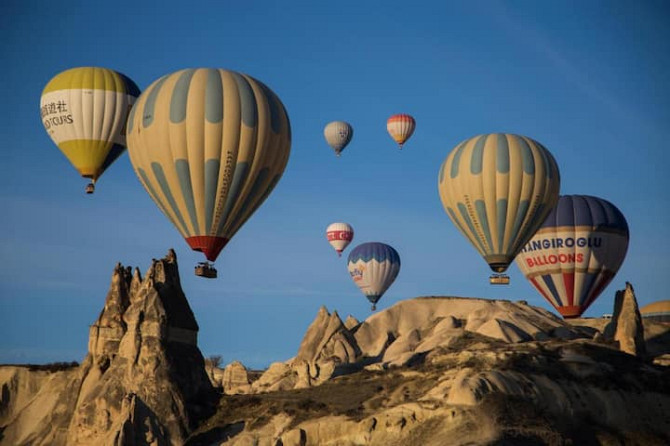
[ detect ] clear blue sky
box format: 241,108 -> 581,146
1,0 -> 668,368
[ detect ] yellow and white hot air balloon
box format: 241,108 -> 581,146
126,68 -> 291,278
40,67 -> 140,194
438,133 -> 560,284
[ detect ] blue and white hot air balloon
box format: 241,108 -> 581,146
515,195 -> 629,318
347,242 -> 401,310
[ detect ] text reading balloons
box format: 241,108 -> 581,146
326,223 -> 354,256
126,68 -> 291,264
40,67 -> 140,193
386,114 -> 415,148
515,195 -> 629,318
347,242 -> 400,310
324,121 -> 353,156
438,133 -> 560,277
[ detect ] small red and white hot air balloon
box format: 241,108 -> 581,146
386,114 -> 416,148
326,222 -> 354,256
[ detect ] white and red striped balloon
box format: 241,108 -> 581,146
386,114 -> 416,148
326,222 -> 354,256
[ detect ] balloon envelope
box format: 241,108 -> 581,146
40,67 -> 140,188
326,222 -> 354,256
324,121 -> 353,156
438,133 -> 560,275
386,114 -> 415,148
515,195 -> 629,318
347,242 -> 400,308
126,68 -> 291,262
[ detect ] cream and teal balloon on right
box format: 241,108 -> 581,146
438,133 -> 560,283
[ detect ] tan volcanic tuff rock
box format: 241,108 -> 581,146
0,250 -> 216,446
243,297 -> 588,394
344,315 -> 360,330
605,282 -> 647,357
221,361 -> 252,394
293,307 -> 361,380
67,249 -> 215,446
0,365 -> 81,445
205,332 -> 670,445
352,297 -> 579,361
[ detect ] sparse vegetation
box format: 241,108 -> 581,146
204,355 -> 222,368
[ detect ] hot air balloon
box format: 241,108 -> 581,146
386,114 -> 415,148
438,133 -> 560,284
347,242 -> 400,310
515,195 -> 629,318
326,222 -> 354,256
40,67 -> 140,194
126,68 -> 291,278
324,121 -> 353,156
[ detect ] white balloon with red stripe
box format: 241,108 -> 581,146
326,222 -> 354,256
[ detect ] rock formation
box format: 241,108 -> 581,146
240,296 -> 588,395
3,258 -> 670,446
0,250 -> 215,446
206,330 -> 670,446
220,361 -> 252,394
604,282 -> 647,357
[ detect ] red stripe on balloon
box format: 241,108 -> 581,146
562,272 -> 575,307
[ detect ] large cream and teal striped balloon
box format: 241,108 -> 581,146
40,67 -> 140,191
126,68 -> 291,262
438,133 -> 560,274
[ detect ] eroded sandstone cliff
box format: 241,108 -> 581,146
0,250 -> 215,446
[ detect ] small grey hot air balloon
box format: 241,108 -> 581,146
324,121 -> 353,156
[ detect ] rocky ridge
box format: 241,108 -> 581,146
2,253 -> 669,446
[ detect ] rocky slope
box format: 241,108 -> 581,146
2,253 -> 669,446
196,284 -> 670,446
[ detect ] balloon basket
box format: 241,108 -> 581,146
195,262 -> 217,279
85,183 -> 95,194
489,274 -> 510,285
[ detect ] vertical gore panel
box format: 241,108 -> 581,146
176,159 -> 200,234
470,135 -> 488,175
229,168 -> 269,231
216,162 -> 251,234
496,133 -> 510,173
438,160 -> 446,184
457,203 -> 487,254
450,139 -> 468,178
205,69 -> 224,123
233,73 -> 257,128
204,159 -> 220,234
517,136 -> 535,174
496,199 -> 508,253
475,200 -> 493,252
170,69 -> 196,123
261,83 -> 281,134
142,75 -> 170,128
151,162 -> 190,237
508,200 -> 530,251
